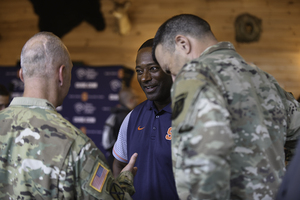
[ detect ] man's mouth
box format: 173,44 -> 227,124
144,85 -> 157,93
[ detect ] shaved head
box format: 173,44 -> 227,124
20,32 -> 71,78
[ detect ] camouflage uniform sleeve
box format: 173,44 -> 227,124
59,135 -> 134,200
280,88 -> 300,163
258,69 -> 300,164
172,71 -> 233,199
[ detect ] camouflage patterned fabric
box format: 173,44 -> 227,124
171,42 -> 300,200
0,97 -> 134,200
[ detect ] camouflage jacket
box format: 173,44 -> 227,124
0,97 -> 135,200
171,42 -> 300,200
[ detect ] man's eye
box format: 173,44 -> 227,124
150,66 -> 159,71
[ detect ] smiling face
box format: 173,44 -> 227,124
136,47 -> 173,104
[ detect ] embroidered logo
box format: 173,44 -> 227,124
165,127 -> 172,140
90,162 -> 109,192
110,182 -> 125,200
138,126 -> 145,131
172,92 -> 187,120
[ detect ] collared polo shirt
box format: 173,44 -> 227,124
113,100 -> 179,200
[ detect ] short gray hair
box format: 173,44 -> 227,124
153,14 -> 214,62
20,32 -> 70,78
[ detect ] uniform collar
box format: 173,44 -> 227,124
178,42 -> 236,75
200,41 -> 236,57
146,100 -> 172,114
10,97 -> 56,111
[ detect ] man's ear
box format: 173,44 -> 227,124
175,35 -> 192,54
19,69 -> 24,82
58,65 -> 65,86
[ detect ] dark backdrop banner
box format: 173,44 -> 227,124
0,65 -> 133,156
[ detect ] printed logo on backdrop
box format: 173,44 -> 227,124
81,92 -> 89,102
76,68 -> 99,80
110,79 -> 122,92
73,116 -> 96,124
75,82 -> 98,89
68,93 -> 105,100
108,94 -> 119,101
75,68 -> 99,89
73,102 -> 97,124
80,126 -> 102,135
74,102 -> 97,114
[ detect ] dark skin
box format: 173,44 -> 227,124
113,46 -> 173,178
135,47 -> 173,111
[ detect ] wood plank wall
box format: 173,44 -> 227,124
0,0 -> 299,100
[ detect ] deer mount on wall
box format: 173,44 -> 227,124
110,0 -> 132,35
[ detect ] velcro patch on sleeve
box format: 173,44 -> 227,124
110,182 -> 125,200
89,162 -> 109,192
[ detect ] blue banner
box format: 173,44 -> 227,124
0,65 -> 133,155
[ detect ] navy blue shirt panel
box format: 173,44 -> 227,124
127,100 -> 179,200
276,138 -> 300,200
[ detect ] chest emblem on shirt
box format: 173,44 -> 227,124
138,126 -> 145,130
165,127 -> 172,140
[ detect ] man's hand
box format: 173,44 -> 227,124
121,153 -> 138,177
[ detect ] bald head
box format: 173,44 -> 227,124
20,32 -> 73,107
20,32 -> 71,79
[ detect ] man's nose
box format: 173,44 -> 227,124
141,70 -> 151,82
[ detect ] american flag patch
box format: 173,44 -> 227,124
90,163 -> 109,192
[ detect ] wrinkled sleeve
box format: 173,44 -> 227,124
59,135 -> 134,200
282,90 -> 300,162
172,73 -> 234,199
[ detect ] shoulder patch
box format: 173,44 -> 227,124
110,182 -> 125,200
90,162 -> 109,192
172,93 -> 187,120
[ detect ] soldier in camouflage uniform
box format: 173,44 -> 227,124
0,32 -> 137,200
153,14 -> 300,200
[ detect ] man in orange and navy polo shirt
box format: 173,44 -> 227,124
112,38 -> 179,200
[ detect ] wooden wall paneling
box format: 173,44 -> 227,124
0,0 -> 299,99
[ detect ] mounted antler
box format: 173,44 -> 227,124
111,0 -> 132,35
